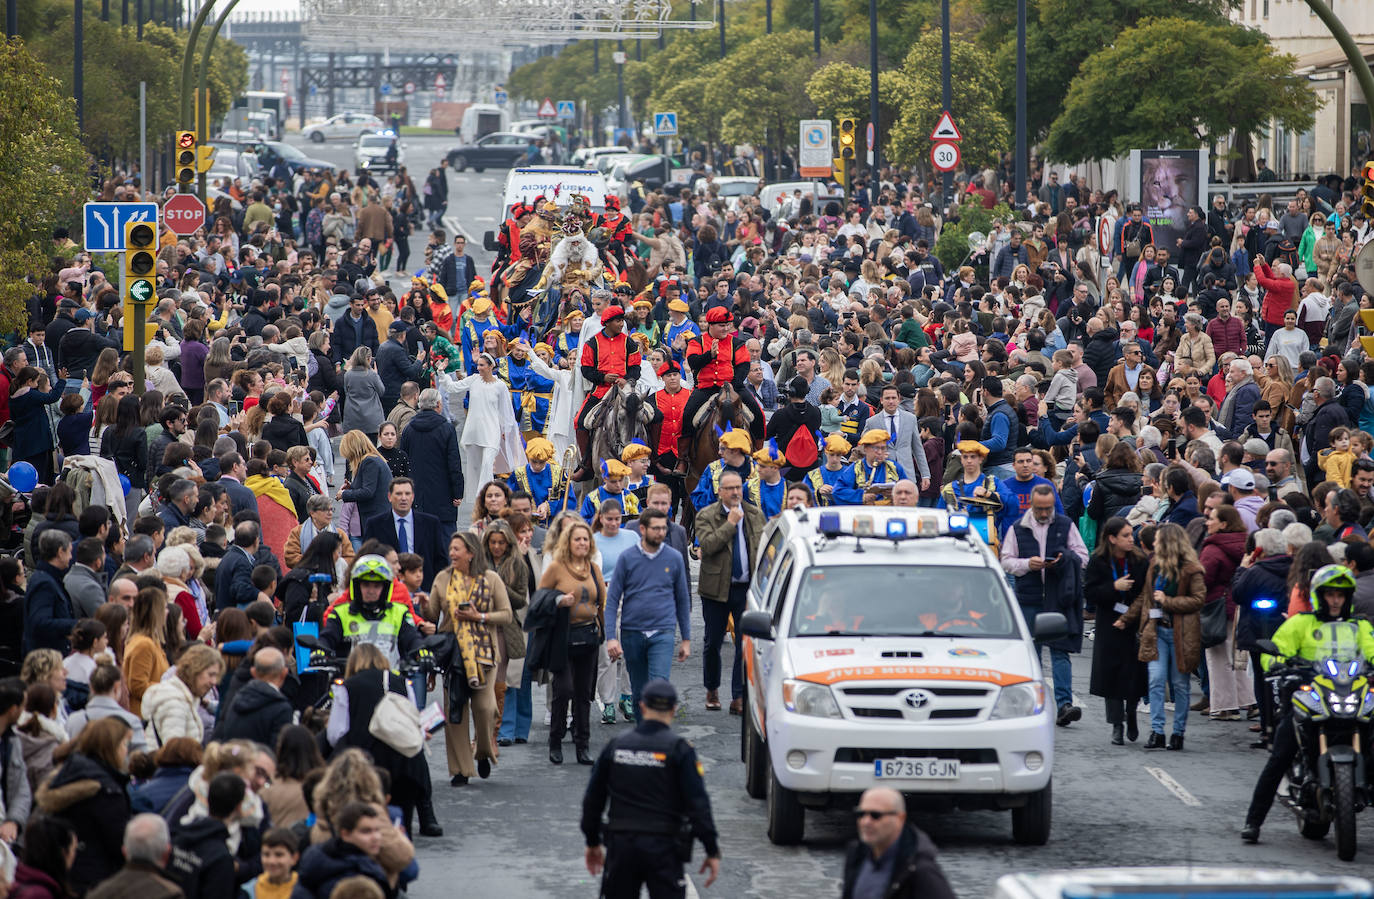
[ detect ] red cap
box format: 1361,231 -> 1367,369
600,305 -> 626,323
657,360 -> 681,376
705,306 -> 731,324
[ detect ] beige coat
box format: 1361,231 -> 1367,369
1119,560 -> 1206,674
1173,330 -> 1215,376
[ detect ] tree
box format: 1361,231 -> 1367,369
1042,17 -> 1314,164
707,31 -> 815,175
0,39 -> 88,331
935,198 -> 1012,273
804,61 -> 901,164
887,31 -> 1008,170
982,0 -> 1239,143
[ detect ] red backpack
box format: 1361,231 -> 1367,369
784,427 -> 819,469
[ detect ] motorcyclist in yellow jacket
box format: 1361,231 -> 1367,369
1242,564 -> 1374,844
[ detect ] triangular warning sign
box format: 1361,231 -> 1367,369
929,111 -> 962,141
538,97 -> 557,118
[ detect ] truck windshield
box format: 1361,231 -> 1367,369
790,565 -> 1019,639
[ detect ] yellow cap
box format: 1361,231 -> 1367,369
524,437 -> 555,462
534,342 -> 554,356
601,458 -> 632,479
620,442 -> 652,462
471,297 -> 493,315
858,429 -> 890,447
667,299 -> 690,313
956,439 -> 989,456
718,430 -> 752,453
823,434 -> 852,455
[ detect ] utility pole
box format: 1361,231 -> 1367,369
813,0 -> 820,55
940,0 -> 951,208
718,0 -> 725,59
868,0 -> 879,179
765,0 -> 771,33
616,39 -> 627,134
1015,0 -> 1027,208
74,0 -> 83,131
6,0 -> 16,37
1301,0 -> 1374,171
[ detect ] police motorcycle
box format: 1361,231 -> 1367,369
1257,623 -> 1374,861
295,631 -> 446,716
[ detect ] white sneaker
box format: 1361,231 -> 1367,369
543,710 -> 551,726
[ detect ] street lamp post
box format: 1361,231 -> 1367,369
868,0 -> 879,179
181,0 -> 220,130
200,0 -> 245,201
1015,0 -> 1026,208
616,40 -> 627,135
940,0 -> 951,208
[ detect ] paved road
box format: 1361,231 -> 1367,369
284,134 -> 1366,894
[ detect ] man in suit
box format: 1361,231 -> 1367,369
361,477 -> 447,590
216,453 -> 260,519
215,521 -> 263,612
440,234 -> 476,301
864,384 -> 931,493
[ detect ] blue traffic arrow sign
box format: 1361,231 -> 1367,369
83,202 -> 159,253
380,83 -> 392,96
654,111 -> 678,136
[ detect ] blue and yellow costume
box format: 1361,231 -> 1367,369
662,300 -> 700,365
937,442 -> 1016,548
497,342 -> 555,436
806,434 -> 853,506
581,484 -> 641,523
689,427 -> 757,511
508,437 -> 562,513
460,298 -> 501,375
750,440 -> 787,519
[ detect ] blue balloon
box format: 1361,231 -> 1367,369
118,473 -> 132,497
6,462 -> 37,493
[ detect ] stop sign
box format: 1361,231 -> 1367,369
163,194 -> 206,236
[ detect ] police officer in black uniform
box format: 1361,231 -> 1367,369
581,679 -> 721,898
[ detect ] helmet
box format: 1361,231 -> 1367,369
351,554 -> 394,584
1309,563 -> 1356,619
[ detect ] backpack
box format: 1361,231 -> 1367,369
784,426 -> 819,469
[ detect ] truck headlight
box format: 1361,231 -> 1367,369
782,679 -> 842,718
990,681 -> 1046,719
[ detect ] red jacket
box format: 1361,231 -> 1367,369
1255,262 -> 1297,327
1205,315 -> 1246,357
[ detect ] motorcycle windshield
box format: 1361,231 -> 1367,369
1310,621 -> 1366,679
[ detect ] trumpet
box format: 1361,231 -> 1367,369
552,445 -> 579,518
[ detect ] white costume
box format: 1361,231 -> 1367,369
527,354 -> 576,461
448,372 -> 526,507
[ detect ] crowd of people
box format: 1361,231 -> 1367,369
3,144 -> 1374,896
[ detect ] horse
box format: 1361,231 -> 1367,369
682,381 -> 754,536
582,380 -> 655,484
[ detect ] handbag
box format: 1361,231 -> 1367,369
566,586 -> 602,647
1125,238 -> 1142,259
1200,597 -> 1229,649
368,671 -> 424,757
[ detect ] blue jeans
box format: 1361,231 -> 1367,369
1148,626 -> 1191,736
621,629 -> 676,720
1022,604 -> 1074,709
498,674 -> 533,742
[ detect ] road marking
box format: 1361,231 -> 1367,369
1145,766 -> 1202,807
685,874 -> 700,898
442,214 -> 477,245
480,176 -> 498,183
473,216 -> 496,222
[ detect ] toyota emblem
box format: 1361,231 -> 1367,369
902,689 -> 933,709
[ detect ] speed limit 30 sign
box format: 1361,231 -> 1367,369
931,141 -> 961,173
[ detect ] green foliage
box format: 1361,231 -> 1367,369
1042,17 -> 1314,163
0,39 -> 87,332
708,31 -> 814,150
935,198 -> 1013,273
888,32 -> 1007,169
983,0 -> 1240,144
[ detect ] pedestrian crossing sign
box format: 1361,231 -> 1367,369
556,100 -> 576,120
654,112 -> 678,136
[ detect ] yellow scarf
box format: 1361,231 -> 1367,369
446,570 -> 495,685
245,474 -> 295,513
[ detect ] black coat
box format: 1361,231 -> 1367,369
216,679 -> 293,748
35,752 -> 132,893
375,338 -> 424,410
397,409 -> 464,526
361,508 -> 447,590
307,350 -> 344,398
23,560 -> 76,655
1081,327 -> 1120,386
332,313 -> 379,365
168,815 -> 237,899
523,587 -> 570,679
1232,554 -> 1290,651
840,824 -> 956,899
1087,469 -> 1142,524
1084,552 -> 1149,701
262,414 -> 309,453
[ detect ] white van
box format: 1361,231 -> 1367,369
481,166 -> 609,251
736,506 -> 1063,846
458,104 -> 510,145
758,179 -> 845,215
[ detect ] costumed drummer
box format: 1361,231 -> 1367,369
689,426 -> 758,511
508,436 -> 561,522
751,441 -> 787,519
939,439 -> 1017,549
581,459 -> 642,524
834,430 -> 907,505
806,434 -> 852,506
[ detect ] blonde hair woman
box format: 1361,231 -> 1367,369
122,586 -> 169,718
537,518 -> 605,766
424,531 -> 512,784
1115,522 -> 1206,750
337,430 -> 392,543
310,747 -> 416,882
140,643 -> 222,747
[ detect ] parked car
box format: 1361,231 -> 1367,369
254,140 -> 334,175
570,145 -> 630,167
354,132 -> 406,172
445,132 -> 535,172
301,113 -> 384,143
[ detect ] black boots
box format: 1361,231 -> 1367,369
1126,711 -> 1139,742
576,746 -> 594,765
418,797 -> 444,837
1144,732 -> 1166,750
1111,723 -> 1124,745
1241,823 -> 1260,843
549,743 -> 564,765
1168,733 -> 1185,751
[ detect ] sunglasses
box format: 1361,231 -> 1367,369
854,809 -> 899,820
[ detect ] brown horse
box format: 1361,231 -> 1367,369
682,382 -> 754,535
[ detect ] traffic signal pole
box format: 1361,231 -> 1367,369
198,0 -> 243,203
180,0 -> 219,135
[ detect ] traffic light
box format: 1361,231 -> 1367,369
175,130 -> 197,186
832,156 -> 847,187
124,220 -> 158,303
196,145 -> 216,173
1361,161 -> 1374,219
838,118 -> 856,162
